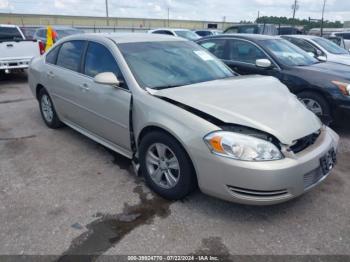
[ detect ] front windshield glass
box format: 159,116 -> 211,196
175,30 -> 200,40
261,39 -> 319,66
313,37 -> 348,55
118,41 -> 234,89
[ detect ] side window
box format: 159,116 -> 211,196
343,33 -> 350,40
45,45 -> 60,64
228,39 -> 267,64
56,41 -> 85,72
84,42 -> 122,79
199,39 -> 227,59
289,38 -> 318,54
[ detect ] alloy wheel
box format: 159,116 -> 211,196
145,143 -> 181,189
300,98 -> 323,116
41,94 -> 54,123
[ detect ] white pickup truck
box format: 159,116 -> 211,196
0,24 -> 43,74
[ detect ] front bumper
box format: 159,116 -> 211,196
194,126 -> 339,205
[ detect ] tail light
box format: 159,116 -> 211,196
38,41 -> 45,55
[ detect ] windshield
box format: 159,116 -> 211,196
118,41 -> 234,89
175,30 -> 200,41
312,37 -> 348,55
56,29 -> 82,39
0,27 -> 23,41
261,39 -> 319,66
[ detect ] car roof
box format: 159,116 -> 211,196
282,35 -> 318,40
0,24 -> 18,28
36,26 -> 80,30
150,28 -> 191,32
201,33 -> 280,41
61,33 -> 187,44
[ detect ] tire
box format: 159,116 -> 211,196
38,88 -> 63,129
297,91 -> 332,125
139,131 -> 197,200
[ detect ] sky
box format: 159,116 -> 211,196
0,0 -> 350,22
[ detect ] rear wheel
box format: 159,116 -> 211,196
139,131 -> 196,200
297,91 -> 332,124
38,88 -> 63,129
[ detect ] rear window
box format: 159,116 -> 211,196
0,27 -> 23,41
46,45 -> 61,64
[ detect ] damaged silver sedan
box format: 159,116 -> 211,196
28,33 -> 339,205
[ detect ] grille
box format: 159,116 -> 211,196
290,131 -> 321,154
304,167 -> 324,189
227,185 -> 289,198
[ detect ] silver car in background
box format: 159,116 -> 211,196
149,28 -> 201,41
282,35 -> 350,66
28,33 -> 339,205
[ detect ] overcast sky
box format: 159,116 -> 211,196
0,0 -> 349,22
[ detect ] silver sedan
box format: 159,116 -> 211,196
28,33 -> 339,205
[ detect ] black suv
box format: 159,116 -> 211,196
197,34 -> 350,124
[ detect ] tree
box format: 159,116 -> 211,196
255,16 -> 343,31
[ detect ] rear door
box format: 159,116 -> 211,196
77,41 -> 131,153
48,40 -> 89,127
198,38 -> 228,61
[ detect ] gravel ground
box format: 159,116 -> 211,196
0,72 -> 349,259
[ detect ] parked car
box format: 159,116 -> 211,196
149,28 -> 200,41
331,32 -> 350,51
197,34 -> 350,124
224,24 -> 278,35
282,35 -> 350,66
20,26 -> 37,40
28,33 -> 339,205
277,26 -> 303,35
325,36 -> 346,49
33,26 -> 83,43
194,29 -> 222,37
0,24 -> 43,74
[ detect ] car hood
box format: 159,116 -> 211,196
328,54 -> 350,66
297,62 -> 350,80
152,76 -> 321,145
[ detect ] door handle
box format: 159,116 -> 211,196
80,83 -> 90,91
47,71 -> 55,78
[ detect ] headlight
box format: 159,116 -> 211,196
204,131 -> 283,161
332,81 -> 350,96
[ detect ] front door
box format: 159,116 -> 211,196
224,38 -> 269,75
77,41 -> 131,153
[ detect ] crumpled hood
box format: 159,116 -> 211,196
152,75 -> 321,145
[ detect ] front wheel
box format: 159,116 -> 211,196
139,131 -> 197,200
297,91 -> 332,125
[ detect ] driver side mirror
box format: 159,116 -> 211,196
94,72 -> 123,87
256,59 -> 272,69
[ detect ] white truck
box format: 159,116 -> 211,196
0,24 -> 43,74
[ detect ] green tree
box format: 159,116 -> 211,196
255,16 -> 343,31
